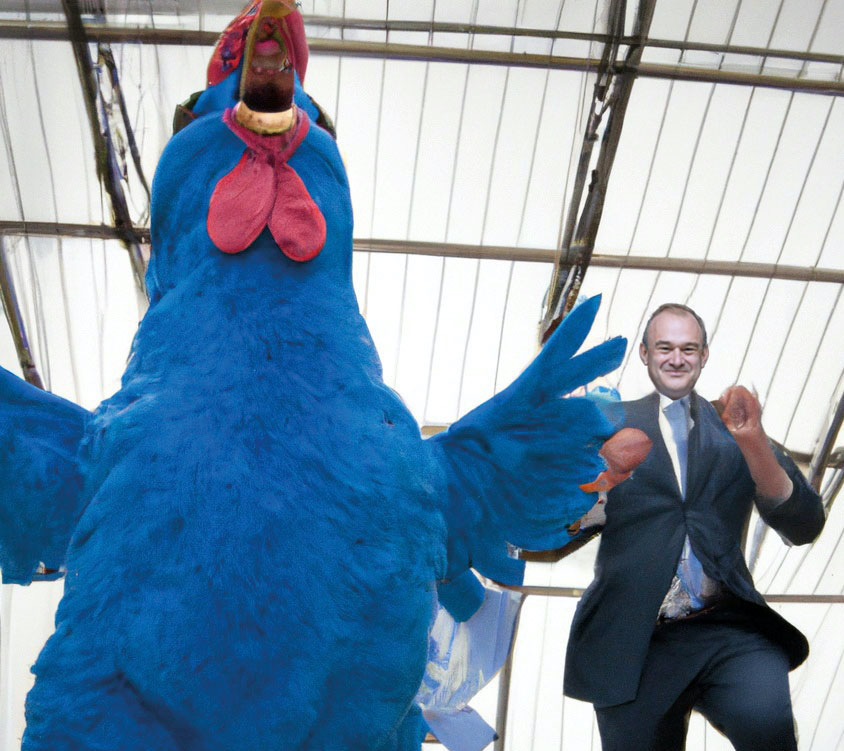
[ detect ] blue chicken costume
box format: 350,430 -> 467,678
0,3 -> 626,749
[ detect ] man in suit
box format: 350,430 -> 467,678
564,303 -> 825,751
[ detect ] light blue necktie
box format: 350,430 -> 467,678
664,399 -> 688,496
664,398 -> 706,607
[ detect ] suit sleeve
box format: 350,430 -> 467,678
756,445 -> 825,546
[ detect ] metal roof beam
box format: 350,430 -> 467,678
302,18 -> 844,68
1,21 -> 842,96
3,224 -> 844,285
3,16 -> 843,69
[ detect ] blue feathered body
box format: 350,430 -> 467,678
2,84 -> 625,749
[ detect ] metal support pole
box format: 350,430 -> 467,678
809,395 -> 844,494
493,594 -> 528,751
541,0 -> 659,341
0,235 -> 44,388
60,0 -> 148,299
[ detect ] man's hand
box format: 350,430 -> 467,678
579,428 -> 653,494
718,385 -> 763,440
717,385 -> 793,504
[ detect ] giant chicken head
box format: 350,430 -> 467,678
208,0 -> 308,98
240,1 -> 299,114
148,0 -> 351,306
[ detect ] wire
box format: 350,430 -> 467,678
27,30 -> 83,400
0,35 -> 52,388
455,1 -> 521,417
733,94 -> 832,389
612,0 -> 708,382
421,0 -> 479,423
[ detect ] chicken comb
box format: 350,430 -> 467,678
207,0 -> 308,87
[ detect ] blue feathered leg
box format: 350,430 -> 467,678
430,295 -> 626,593
0,366 -> 90,584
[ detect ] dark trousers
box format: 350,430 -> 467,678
595,608 -> 798,751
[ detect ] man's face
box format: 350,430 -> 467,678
639,311 -> 708,399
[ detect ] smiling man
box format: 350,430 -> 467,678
563,303 -> 825,751
640,305 -> 709,400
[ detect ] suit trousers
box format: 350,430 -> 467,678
595,606 -> 797,751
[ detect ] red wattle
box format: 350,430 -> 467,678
268,164 -> 326,262
206,107 -> 326,262
208,150 -> 276,254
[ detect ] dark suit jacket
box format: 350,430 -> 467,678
563,392 -> 825,708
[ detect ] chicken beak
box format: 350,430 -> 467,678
239,0 -> 298,112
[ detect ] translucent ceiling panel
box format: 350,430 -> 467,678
621,83 -> 718,259
602,80 -> 842,269
768,0 -> 830,53
464,66 -> 555,246
0,236 -> 140,408
110,41 -> 210,187
685,0 -> 741,46
593,77 -> 675,254
482,67 -> 584,251
765,283 -> 844,450
407,255 -> 482,423
557,0 -> 606,37
812,0 -> 844,56
378,63 -> 589,251
494,260 -> 550,387
785,285 -> 844,450
403,62 -> 475,242
305,0 -> 350,19
778,97 -> 844,269
0,40 -> 103,225
333,57 -> 386,237
302,54 -> 341,121
519,69 -> 592,250
648,0 -> 696,42
383,0 -> 434,23
665,84 -> 754,261
730,0 -> 789,49
729,276 -> 819,393
367,252 -> 443,414
367,60 -> 427,241
335,0 -> 387,20
453,259 -> 518,413
445,64 -> 511,245
788,602 -> 844,750
704,275 -> 836,454
517,0 -> 566,32
358,253 -> 550,426
433,0 -> 479,25
818,187 -> 844,269
740,93 -> 838,266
